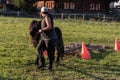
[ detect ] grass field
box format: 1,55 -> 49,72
0,16 -> 120,80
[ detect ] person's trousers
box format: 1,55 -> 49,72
36,39 -> 56,67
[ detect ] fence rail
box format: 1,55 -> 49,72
52,13 -> 120,21
0,11 -> 120,21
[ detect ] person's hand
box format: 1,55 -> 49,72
39,29 -> 42,33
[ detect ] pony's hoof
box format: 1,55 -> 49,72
34,61 -> 39,66
37,64 -> 45,69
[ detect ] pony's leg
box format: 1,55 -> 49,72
54,27 -> 65,65
56,45 -> 61,65
56,48 -> 64,65
34,55 -> 39,66
56,52 -> 60,64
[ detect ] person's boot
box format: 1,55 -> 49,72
48,62 -> 53,71
37,57 -> 45,69
37,64 -> 45,69
48,66 -> 52,71
34,60 -> 39,66
34,55 -> 39,66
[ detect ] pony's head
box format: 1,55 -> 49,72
29,20 -> 41,37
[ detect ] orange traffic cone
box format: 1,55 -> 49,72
81,42 -> 91,59
43,50 -> 47,56
115,37 -> 120,51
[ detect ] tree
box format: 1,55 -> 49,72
12,0 -> 25,8
12,0 -> 38,13
23,0 -> 38,13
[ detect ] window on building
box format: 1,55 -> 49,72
90,3 -> 101,11
70,2 -> 75,9
96,3 -> 100,10
64,2 -> 75,9
64,2 -> 69,9
90,3 -> 95,10
45,1 -> 55,9
37,1 -> 44,9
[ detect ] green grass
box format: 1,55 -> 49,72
0,16 -> 120,80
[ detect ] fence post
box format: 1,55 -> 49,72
83,14 -> 85,21
103,15 -> 106,22
17,11 -> 20,17
74,14 -> 77,20
97,13 -> 100,18
61,13 -> 64,19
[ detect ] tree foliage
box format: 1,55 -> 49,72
12,0 -> 38,13
12,0 -> 25,8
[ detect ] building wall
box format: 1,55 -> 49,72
54,0 -> 110,13
36,0 -> 55,9
37,0 -> 116,14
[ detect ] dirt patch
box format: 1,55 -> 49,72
64,42 -> 113,57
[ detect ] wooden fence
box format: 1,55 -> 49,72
52,13 -> 120,21
0,11 -> 120,21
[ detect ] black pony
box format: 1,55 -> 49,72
29,20 -> 64,65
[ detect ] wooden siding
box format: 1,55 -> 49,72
35,0 -> 55,9
36,0 -> 117,13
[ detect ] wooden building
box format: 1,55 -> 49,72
35,0 -> 118,14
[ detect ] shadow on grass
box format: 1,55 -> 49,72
57,63 -> 120,79
53,49 -> 118,79
90,49 -> 115,61
57,63 -> 103,79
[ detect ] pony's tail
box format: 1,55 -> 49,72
55,27 -> 64,59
